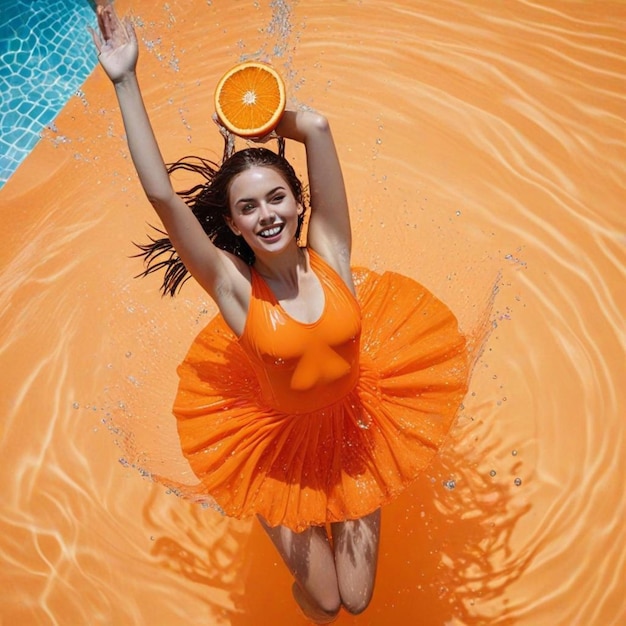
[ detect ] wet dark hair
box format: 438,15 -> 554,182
134,141 -> 308,296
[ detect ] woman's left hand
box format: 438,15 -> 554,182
212,113 -> 279,144
90,4 -> 138,84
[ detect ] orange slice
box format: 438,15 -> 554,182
214,61 -> 286,138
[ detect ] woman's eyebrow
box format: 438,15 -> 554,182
235,186 -> 285,205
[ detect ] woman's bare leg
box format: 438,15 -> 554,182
258,516 -> 341,623
331,509 -> 381,615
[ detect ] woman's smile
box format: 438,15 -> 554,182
257,223 -> 285,240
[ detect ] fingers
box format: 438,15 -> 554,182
102,6 -> 118,43
97,5 -> 112,41
212,113 -> 230,134
91,3 -> 138,67
95,3 -> 129,45
251,130 -> 279,143
88,26 -> 102,53
124,17 -> 137,43
96,5 -> 106,38
107,4 -> 124,40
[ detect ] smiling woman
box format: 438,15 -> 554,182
134,147 -> 308,295
90,3 -> 473,621
1,0 -> 624,624
226,167 -> 303,248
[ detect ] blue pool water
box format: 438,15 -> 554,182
0,0 -> 97,188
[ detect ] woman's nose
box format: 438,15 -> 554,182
258,203 -> 275,223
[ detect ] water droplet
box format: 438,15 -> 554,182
443,479 -> 456,490
72,402 -> 80,409
489,470 -> 496,477
512,449 -> 518,456
514,477 -> 522,486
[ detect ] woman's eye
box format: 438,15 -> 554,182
271,195 -> 285,204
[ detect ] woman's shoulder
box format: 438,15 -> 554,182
307,246 -> 356,296
209,251 -> 253,338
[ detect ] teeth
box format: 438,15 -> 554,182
260,226 -> 281,238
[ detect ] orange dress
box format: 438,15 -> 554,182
174,250 -> 469,531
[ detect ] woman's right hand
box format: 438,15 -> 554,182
90,4 -> 138,84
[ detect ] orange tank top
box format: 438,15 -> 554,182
238,250 -> 362,414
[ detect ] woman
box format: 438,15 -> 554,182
92,5 -> 469,623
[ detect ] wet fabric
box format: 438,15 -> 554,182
174,251 -> 469,531
239,251 -> 362,414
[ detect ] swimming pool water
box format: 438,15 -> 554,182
0,0 -> 97,188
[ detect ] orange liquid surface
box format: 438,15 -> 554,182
1,1 -> 624,624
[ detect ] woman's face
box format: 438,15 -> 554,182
226,166 -> 303,254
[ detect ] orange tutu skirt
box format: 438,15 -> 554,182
174,267 -> 469,532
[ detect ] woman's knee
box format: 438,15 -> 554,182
316,592 -> 342,617
340,587 -> 374,615
298,577 -> 341,616
292,580 -> 341,621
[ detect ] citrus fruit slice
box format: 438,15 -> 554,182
214,61 -> 286,138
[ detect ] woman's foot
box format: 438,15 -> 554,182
291,582 -> 339,624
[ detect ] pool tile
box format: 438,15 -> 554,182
0,0 -> 98,188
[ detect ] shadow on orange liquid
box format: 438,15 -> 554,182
142,435 -> 530,625
1,1 -> 625,624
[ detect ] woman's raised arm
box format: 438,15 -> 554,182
90,5 -> 246,304
274,111 -> 352,280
